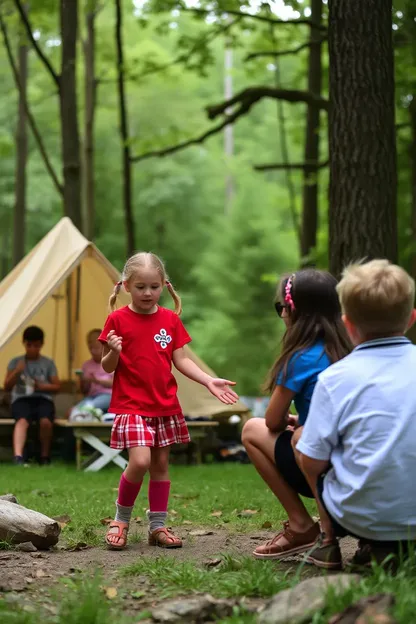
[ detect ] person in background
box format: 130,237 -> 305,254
69,329 -> 113,419
4,325 -> 60,465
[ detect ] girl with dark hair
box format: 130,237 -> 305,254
242,269 -> 351,560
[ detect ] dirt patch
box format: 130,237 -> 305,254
0,529 -> 359,617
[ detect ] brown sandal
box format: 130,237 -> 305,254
105,521 -> 129,550
253,521 -> 320,560
148,527 -> 182,549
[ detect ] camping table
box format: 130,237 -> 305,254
55,419 -> 219,471
55,419 -> 128,472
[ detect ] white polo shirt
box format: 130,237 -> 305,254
297,337 -> 416,541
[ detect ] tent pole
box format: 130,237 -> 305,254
73,265 -> 81,393
66,275 -> 72,381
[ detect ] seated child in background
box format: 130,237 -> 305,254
70,329 -> 113,420
4,325 -> 60,465
298,259 -> 416,570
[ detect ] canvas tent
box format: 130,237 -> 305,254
0,218 -> 249,419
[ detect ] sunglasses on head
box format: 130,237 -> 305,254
274,302 -> 287,317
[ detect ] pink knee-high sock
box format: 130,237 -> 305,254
117,473 -> 143,507
148,480 -> 171,512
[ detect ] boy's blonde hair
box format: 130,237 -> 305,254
109,252 -> 182,315
337,259 -> 415,336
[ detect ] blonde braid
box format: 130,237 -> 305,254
109,281 -> 122,312
166,280 -> 182,316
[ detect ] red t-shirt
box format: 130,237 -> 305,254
98,306 -> 191,417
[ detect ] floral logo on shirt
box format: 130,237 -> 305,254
154,328 -> 172,349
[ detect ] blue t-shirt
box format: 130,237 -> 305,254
276,341 -> 331,426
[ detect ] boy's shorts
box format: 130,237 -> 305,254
274,430 -> 314,498
12,397 -> 55,423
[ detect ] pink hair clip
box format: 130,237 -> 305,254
284,275 -> 295,311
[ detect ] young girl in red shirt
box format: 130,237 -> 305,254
100,252 -> 238,550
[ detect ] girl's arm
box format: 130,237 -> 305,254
173,347 -> 238,405
101,331 -> 122,373
265,385 -> 296,433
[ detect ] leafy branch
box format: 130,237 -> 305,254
245,37 -> 327,62
0,9 -> 63,195
13,0 -> 60,88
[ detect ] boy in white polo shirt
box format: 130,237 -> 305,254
297,259 -> 416,569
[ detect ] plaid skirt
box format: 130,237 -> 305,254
110,413 -> 191,450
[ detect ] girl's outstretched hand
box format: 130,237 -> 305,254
207,378 -> 239,404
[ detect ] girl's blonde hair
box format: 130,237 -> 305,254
109,252 -> 182,315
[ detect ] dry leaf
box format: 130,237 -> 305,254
189,530 -> 214,537
238,509 -> 258,517
170,510 -> 178,516
204,558 -> 222,568
52,514 -> 72,528
134,516 -> 143,523
35,569 -> 47,578
262,521 -> 272,529
210,511 -> 222,517
183,520 -> 192,525
105,587 -> 118,600
66,542 -> 89,552
100,517 -> 113,526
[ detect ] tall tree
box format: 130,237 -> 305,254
115,0 -> 135,254
328,0 -> 397,277
13,5 -> 29,266
14,0 -> 82,230
83,1 -> 100,240
60,0 -> 82,231
300,0 -> 323,265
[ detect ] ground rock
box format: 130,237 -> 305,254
0,494 -> 19,504
151,594 -> 237,622
0,500 -> 60,549
16,542 -> 38,552
328,594 -> 396,624
259,574 -> 359,624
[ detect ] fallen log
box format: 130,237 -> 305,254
0,500 -> 60,549
0,494 -> 18,504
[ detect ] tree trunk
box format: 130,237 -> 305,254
115,0 -> 135,254
409,99 -> 416,280
83,8 -> 96,240
60,0 -> 82,231
13,15 -> 28,266
300,0 -> 322,266
328,0 -> 397,278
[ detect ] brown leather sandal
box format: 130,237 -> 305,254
253,521 -> 320,560
148,527 -> 182,549
105,521 -> 129,550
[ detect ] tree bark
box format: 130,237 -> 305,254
300,0 -> 322,266
409,98 -> 416,279
60,0 -> 82,231
13,12 -> 28,267
83,8 -> 97,240
0,500 -> 60,549
328,0 -> 397,277
115,0 -> 135,254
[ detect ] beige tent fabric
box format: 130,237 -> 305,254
0,218 -> 249,419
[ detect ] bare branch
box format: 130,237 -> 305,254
13,0 -> 60,88
207,86 -> 329,120
0,10 -> 63,195
254,160 -> 329,171
131,87 -> 326,163
246,38 -> 327,62
180,5 -> 326,30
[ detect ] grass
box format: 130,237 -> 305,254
1,463 -> 416,623
1,462 -> 317,545
121,553 -> 291,599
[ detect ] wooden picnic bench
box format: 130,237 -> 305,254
0,418 -> 219,471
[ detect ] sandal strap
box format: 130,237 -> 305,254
151,527 -> 180,543
108,521 -> 129,536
